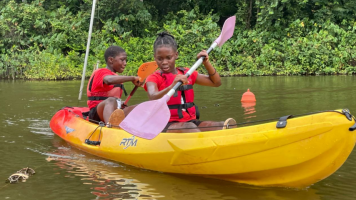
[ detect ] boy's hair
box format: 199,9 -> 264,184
153,32 -> 178,53
104,46 -> 126,62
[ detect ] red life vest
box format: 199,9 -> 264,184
87,69 -> 127,109
157,67 -> 199,122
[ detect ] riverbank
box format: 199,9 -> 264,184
1,1 -> 356,80
1,71 -> 356,81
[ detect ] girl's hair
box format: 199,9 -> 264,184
153,32 -> 178,53
104,46 -> 126,62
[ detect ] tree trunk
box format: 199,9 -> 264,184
246,0 -> 253,29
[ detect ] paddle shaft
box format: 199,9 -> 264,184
122,86 -> 138,108
167,43 -> 217,97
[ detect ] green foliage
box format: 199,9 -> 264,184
0,45 -> 82,80
1,0 -> 356,79
23,49 -> 83,80
161,10 -> 220,70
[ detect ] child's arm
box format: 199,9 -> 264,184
146,74 -> 188,100
194,50 -> 221,87
104,75 -> 142,87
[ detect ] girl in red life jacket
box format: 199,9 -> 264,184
144,32 -> 237,133
87,46 -> 143,125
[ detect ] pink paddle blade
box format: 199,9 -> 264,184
214,16 -> 236,47
120,95 -> 171,139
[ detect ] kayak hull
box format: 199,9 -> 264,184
50,108 -> 356,188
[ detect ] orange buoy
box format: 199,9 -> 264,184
241,89 -> 256,102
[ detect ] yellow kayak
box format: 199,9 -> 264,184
50,107 -> 356,188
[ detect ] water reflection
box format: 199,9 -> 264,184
47,139 -> 157,199
241,101 -> 256,119
46,137 -> 321,200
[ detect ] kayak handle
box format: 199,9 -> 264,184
85,139 -> 101,146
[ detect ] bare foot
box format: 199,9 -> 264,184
108,109 -> 125,128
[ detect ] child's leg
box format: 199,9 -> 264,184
122,104 -> 138,116
165,122 -> 200,133
96,97 -> 119,123
198,121 -> 225,131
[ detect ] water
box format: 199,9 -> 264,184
1,76 -> 356,200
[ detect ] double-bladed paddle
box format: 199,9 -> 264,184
120,16 -> 236,139
121,61 -> 158,108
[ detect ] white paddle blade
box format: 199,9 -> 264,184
120,95 -> 171,139
214,16 -> 236,47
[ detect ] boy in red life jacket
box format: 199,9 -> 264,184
144,32 -> 237,132
87,46 -> 143,126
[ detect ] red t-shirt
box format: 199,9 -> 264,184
87,68 -> 117,109
144,69 -> 198,122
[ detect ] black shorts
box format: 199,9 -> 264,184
163,119 -> 202,132
88,106 -> 101,123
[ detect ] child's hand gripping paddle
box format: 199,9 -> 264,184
121,61 -> 158,108
120,16 -> 236,139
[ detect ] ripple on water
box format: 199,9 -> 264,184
4,119 -> 16,126
28,119 -> 53,136
44,153 -> 158,199
30,140 -> 160,200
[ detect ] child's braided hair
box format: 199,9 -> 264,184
153,32 -> 178,53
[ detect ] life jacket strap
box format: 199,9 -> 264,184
174,85 -> 193,97
114,84 -> 127,96
178,85 -> 193,91
88,96 -> 108,101
195,104 -> 200,120
89,73 -> 126,95
88,84 -> 127,101
168,102 -> 200,119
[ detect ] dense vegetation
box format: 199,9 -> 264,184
1,0 -> 356,79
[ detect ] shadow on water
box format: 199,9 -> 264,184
44,136 -> 320,200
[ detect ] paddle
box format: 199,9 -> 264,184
121,61 -> 158,108
120,16 -> 236,139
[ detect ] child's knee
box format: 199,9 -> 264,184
184,122 -> 198,129
105,97 -> 117,104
